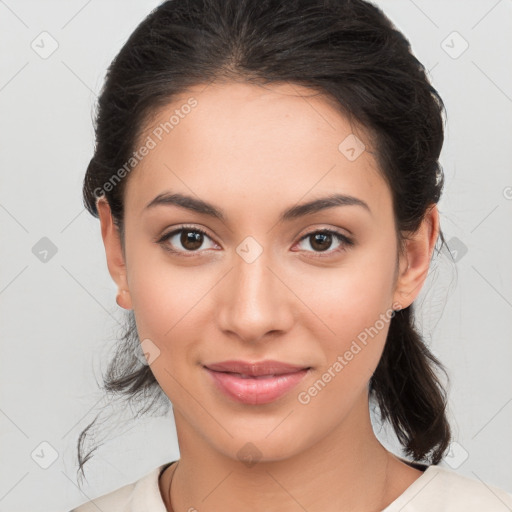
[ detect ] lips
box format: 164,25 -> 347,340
204,359 -> 309,377
204,360 -> 311,405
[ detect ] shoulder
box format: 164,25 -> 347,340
68,479 -> 136,512
385,464 -> 512,511
68,463 -> 172,512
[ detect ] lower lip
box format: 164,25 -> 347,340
204,367 -> 310,405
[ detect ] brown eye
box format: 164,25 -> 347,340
296,229 -> 354,256
179,229 -> 204,251
157,226 -> 217,254
310,232 -> 333,252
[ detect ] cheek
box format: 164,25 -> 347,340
300,257 -> 396,340
296,243 -> 396,383
129,268 -> 204,339
125,233 -> 206,335
126,253 -> 218,382
127,264 -> 204,400
296,296 -> 393,417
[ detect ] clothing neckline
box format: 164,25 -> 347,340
381,461 -> 443,511
397,456 -> 429,472
159,456 -> 429,475
156,457 -> 435,511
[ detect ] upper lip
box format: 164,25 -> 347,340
204,360 -> 310,376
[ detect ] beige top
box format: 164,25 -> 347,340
69,460 -> 512,511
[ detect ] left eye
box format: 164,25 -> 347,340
295,229 -> 353,256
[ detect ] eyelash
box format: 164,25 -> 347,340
156,224 -> 354,258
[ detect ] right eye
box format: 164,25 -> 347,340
156,225 -> 218,256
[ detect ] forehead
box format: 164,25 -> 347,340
125,81 -> 391,221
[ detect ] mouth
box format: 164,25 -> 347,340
203,360 -> 311,405
214,373 -> 293,379
204,359 -> 310,376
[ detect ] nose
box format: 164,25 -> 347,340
215,244 -> 295,344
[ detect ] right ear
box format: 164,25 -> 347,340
96,196 -> 133,310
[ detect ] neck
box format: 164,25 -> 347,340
162,394 -> 410,512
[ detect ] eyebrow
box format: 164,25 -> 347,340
144,192 -> 371,222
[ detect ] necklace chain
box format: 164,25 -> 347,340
167,461 -> 178,512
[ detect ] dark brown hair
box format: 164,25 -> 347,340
77,0 -> 453,484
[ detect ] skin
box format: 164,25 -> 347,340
97,81 -> 439,511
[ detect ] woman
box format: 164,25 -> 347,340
70,0 -> 512,510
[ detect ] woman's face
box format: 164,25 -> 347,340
98,81 -> 434,463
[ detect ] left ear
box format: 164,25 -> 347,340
392,204 -> 440,309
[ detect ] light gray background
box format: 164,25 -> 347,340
1,1 -> 511,510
